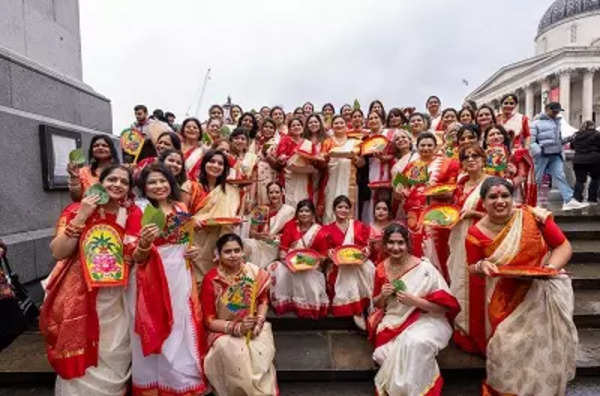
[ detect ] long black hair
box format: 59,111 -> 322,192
138,162 -> 181,204
216,233 -> 243,253
88,134 -> 120,176
180,117 -> 202,141
237,112 -> 259,139
198,149 -> 230,192
159,149 -> 186,185
368,99 -> 386,121
296,199 -> 316,218
156,131 -> 182,151
483,124 -> 512,151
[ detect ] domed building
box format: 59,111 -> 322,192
466,0 -> 600,125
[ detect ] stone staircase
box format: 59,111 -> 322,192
0,207 -> 599,395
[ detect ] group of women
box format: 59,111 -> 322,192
40,96 -> 577,396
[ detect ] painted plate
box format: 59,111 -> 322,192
368,181 -> 392,189
200,217 -> 242,227
492,265 -> 562,279
361,136 -> 389,156
297,149 -> 325,162
227,178 -> 257,186
332,244 -> 366,266
424,183 -> 457,197
285,249 -> 322,273
422,205 -> 460,229
120,128 -> 144,155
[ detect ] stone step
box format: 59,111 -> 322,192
560,222 -> 600,240
570,262 -> 600,289
554,205 -> 600,223
574,290 -> 600,328
571,240 -> 600,263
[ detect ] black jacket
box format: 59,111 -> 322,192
569,128 -> 600,164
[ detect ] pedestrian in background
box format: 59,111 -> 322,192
568,120 -> 600,204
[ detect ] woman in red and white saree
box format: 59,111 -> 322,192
446,145 -> 489,355
201,234 -> 278,396
496,93 -> 531,149
256,118 -> 281,206
269,199 -> 329,319
319,195 -> 375,320
41,165 -> 142,395
369,199 -> 393,264
181,118 -> 206,181
244,182 -> 295,268
129,163 -> 208,395
390,130 -> 417,222
274,117 -> 317,210
400,132 -> 459,280
368,224 -> 459,396
465,177 -> 577,395
320,115 -> 364,223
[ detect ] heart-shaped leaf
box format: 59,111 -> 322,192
69,149 -> 86,166
84,183 -> 109,205
142,204 -> 166,231
392,279 -> 406,292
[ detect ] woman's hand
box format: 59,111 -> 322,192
479,260 -> 499,276
396,291 -> 418,306
361,246 -> 371,258
184,246 -> 201,263
240,316 -> 257,335
252,316 -> 265,338
506,163 -> 517,177
139,224 -> 160,248
77,194 -> 100,221
67,162 -> 80,178
381,283 -> 395,299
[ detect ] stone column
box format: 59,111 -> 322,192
525,84 -> 535,119
559,69 -> 571,124
541,78 -> 551,108
582,68 -> 595,122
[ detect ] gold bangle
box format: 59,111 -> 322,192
136,243 -> 152,253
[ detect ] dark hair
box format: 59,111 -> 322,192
409,112 -> 431,129
209,104 -> 224,115
181,117 -> 202,141
138,162 -> 181,204
321,103 -> 335,113
156,131 -> 182,151
368,100 -> 386,120
230,127 -> 249,141
303,102 -> 314,113
294,107 -> 304,116
165,111 -> 175,119
330,115 -> 346,127
426,96 -> 441,106
500,93 -> 519,106
296,199 -> 316,217
382,223 -> 411,251
237,112 -> 259,139
266,181 -> 283,194
475,105 -> 497,127
440,108 -> 458,121
373,199 -> 392,218
416,131 -> 438,147
158,149 -> 186,185
463,99 -> 478,111
99,164 -> 133,190
340,104 -> 352,114
134,104 -> 147,113
480,176 -> 514,199
367,110 -> 384,126
216,233 -> 243,253
333,195 -> 351,209
303,114 -> 326,141
351,108 -> 364,118
270,106 -> 285,119
483,124 -> 512,151
152,109 -> 165,122
198,149 -> 230,192
88,134 -> 120,176
261,117 -> 276,132
458,107 -> 476,123
457,124 -> 481,143
386,107 -> 408,127
231,104 -> 243,116
287,117 -> 304,130
458,144 -> 486,162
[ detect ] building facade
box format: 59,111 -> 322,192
466,0 -> 600,127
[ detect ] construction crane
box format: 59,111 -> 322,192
186,67 -> 211,118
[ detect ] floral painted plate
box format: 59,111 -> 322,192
422,205 -> 460,229
227,178 -> 257,187
368,181 -> 392,189
332,245 -> 366,266
424,183 -> 457,197
361,136 -> 389,156
297,149 -> 325,162
285,249 -> 322,273
200,217 -> 242,227
492,265 -> 562,279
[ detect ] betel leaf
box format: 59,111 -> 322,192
392,279 -> 407,292
69,148 -> 86,166
142,204 -> 166,231
353,98 -> 361,110
296,253 -> 317,266
84,183 -> 109,205
392,173 -> 411,188
220,125 -> 231,137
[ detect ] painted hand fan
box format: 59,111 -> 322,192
492,265 -> 562,279
84,183 -> 110,205
285,249 -> 322,272
200,217 -> 242,227
69,149 -> 86,166
141,204 -> 166,231
393,162 -> 429,187
332,245 -> 366,266
120,128 -> 144,156
424,183 -> 457,197
361,136 -> 389,155
80,223 -> 127,287
250,205 -> 270,234
422,205 -> 460,228
485,145 -> 509,173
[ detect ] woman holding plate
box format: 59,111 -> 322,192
319,195 -> 375,326
201,233 -> 279,396
446,144 -> 489,355
368,223 -> 459,396
400,132 -> 459,281
180,118 -> 205,180
465,177 -> 576,395
41,165 -> 140,395
192,150 -> 241,282
243,182 -> 295,269
268,199 -> 329,319
129,163 -> 208,395
390,129 -> 417,222
320,115 -> 364,223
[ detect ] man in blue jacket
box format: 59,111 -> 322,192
531,102 -> 588,210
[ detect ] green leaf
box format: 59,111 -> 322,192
69,148 -> 86,166
296,253 -> 317,266
353,99 -> 361,110
220,125 -> 231,137
392,173 -> 410,188
392,279 -> 406,292
84,183 -> 109,205
142,204 -> 166,231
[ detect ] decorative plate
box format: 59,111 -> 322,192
332,245 -> 366,266
361,136 -> 389,156
368,181 -> 392,189
285,249 -> 322,272
422,205 -> 460,229
485,145 -> 509,172
424,183 -> 457,197
200,217 -> 242,227
120,128 -> 144,155
227,178 -> 257,187
492,265 -> 562,279
297,149 -> 325,162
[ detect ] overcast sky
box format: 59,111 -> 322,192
79,0 -> 551,133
